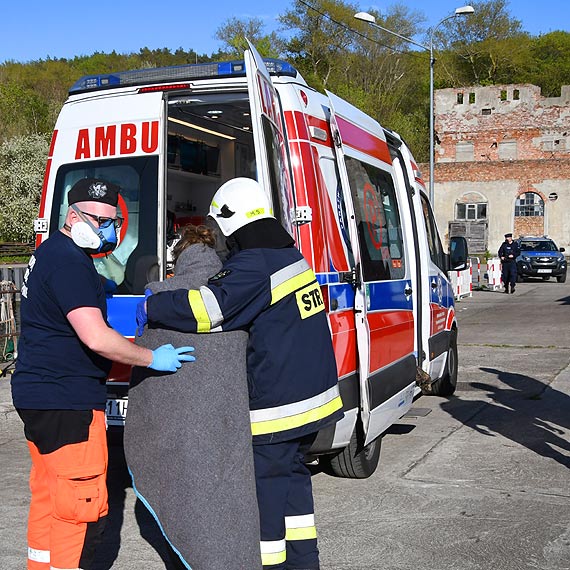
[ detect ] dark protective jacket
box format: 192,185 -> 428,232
498,240 -> 520,263
124,243 -> 261,570
147,243 -> 343,445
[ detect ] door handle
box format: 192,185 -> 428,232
404,286 -> 413,296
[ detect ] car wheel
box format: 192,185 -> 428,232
429,329 -> 458,397
325,420 -> 382,479
557,273 -> 567,283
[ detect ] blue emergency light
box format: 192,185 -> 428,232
69,59 -> 298,94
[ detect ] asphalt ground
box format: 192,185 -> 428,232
1,276 -> 569,569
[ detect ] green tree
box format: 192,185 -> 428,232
434,0 -> 530,85
526,32 -> 570,96
0,82 -> 51,141
215,17 -> 283,59
0,134 -> 50,242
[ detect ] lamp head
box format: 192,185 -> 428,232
455,5 -> 475,15
354,11 -> 376,24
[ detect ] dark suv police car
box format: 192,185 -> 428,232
516,237 -> 567,282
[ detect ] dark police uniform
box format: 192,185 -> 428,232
498,237 -> 521,293
147,245 -> 343,569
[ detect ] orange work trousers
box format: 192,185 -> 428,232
24,410 -> 108,570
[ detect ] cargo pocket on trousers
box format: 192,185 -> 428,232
54,466 -> 106,523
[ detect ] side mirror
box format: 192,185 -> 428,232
560,247 -> 566,253
450,236 -> 468,271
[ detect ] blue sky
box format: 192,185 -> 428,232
1,0 -> 568,64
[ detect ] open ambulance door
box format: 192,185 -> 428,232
326,91 -> 416,447
244,40 -> 296,236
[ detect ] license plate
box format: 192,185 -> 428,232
106,398 -> 128,426
537,269 -> 552,274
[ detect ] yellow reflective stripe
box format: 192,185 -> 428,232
260,539 -> 286,567
286,526 -> 317,541
188,290 -> 211,333
251,395 -> 343,436
261,550 -> 287,566
271,269 -> 316,305
251,385 -> 339,423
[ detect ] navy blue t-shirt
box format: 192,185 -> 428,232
11,231 -> 112,410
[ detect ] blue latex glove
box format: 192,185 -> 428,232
136,288 -> 153,337
103,278 -> 117,298
148,344 -> 196,372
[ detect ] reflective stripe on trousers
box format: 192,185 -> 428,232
254,435 -> 319,570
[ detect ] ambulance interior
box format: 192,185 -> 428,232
164,92 -> 256,266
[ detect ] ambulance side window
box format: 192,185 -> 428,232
345,156 -> 405,281
420,194 -> 446,271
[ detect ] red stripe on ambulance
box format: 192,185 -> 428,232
36,130 -> 58,248
335,116 -> 392,164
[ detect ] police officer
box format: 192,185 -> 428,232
137,177 -> 344,570
498,233 -> 521,293
11,177 -> 195,570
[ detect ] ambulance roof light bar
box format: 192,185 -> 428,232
69,59 -> 299,94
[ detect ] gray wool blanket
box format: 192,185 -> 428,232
123,243 -> 261,570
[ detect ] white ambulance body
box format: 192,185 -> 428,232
35,44 -> 467,478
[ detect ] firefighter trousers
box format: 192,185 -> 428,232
17,409 -> 108,570
253,434 -> 319,570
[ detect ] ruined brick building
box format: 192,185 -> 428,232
424,84 -> 570,254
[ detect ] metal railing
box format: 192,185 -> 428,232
0,281 -> 18,362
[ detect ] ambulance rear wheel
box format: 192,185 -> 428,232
430,329 -> 458,397
326,421 -> 381,479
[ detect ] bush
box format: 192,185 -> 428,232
0,134 -> 50,242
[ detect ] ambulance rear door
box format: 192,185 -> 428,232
43,88 -> 167,423
326,91 -> 416,445
244,41 -> 295,235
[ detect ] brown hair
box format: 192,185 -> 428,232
172,224 -> 216,264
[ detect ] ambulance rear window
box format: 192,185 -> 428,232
51,156 -> 159,294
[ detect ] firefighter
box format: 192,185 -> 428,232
498,233 -> 521,293
137,177 -> 344,570
11,177 -> 195,570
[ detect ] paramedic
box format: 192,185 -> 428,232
498,233 -> 520,294
137,177 -> 344,570
11,177 -> 195,570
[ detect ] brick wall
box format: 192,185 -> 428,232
435,84 -> 570,164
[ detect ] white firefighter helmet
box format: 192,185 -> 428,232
208,177 -> 274,236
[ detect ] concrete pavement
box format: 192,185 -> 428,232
1,278 -> 569,569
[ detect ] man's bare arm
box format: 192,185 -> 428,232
67,306 -> 153,367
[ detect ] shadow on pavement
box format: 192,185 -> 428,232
441,367 -> 570,469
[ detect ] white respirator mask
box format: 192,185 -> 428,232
70,205 -> 119,254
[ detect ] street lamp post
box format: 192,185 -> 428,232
354,6 -> 474,206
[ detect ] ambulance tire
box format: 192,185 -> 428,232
430,329 -> 458,397
325,420 -> 381,479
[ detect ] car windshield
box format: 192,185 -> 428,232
520,240 -> 557,252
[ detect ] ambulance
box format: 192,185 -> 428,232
34,43 -> 468,478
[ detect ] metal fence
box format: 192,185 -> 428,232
0,281 -> 18,362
